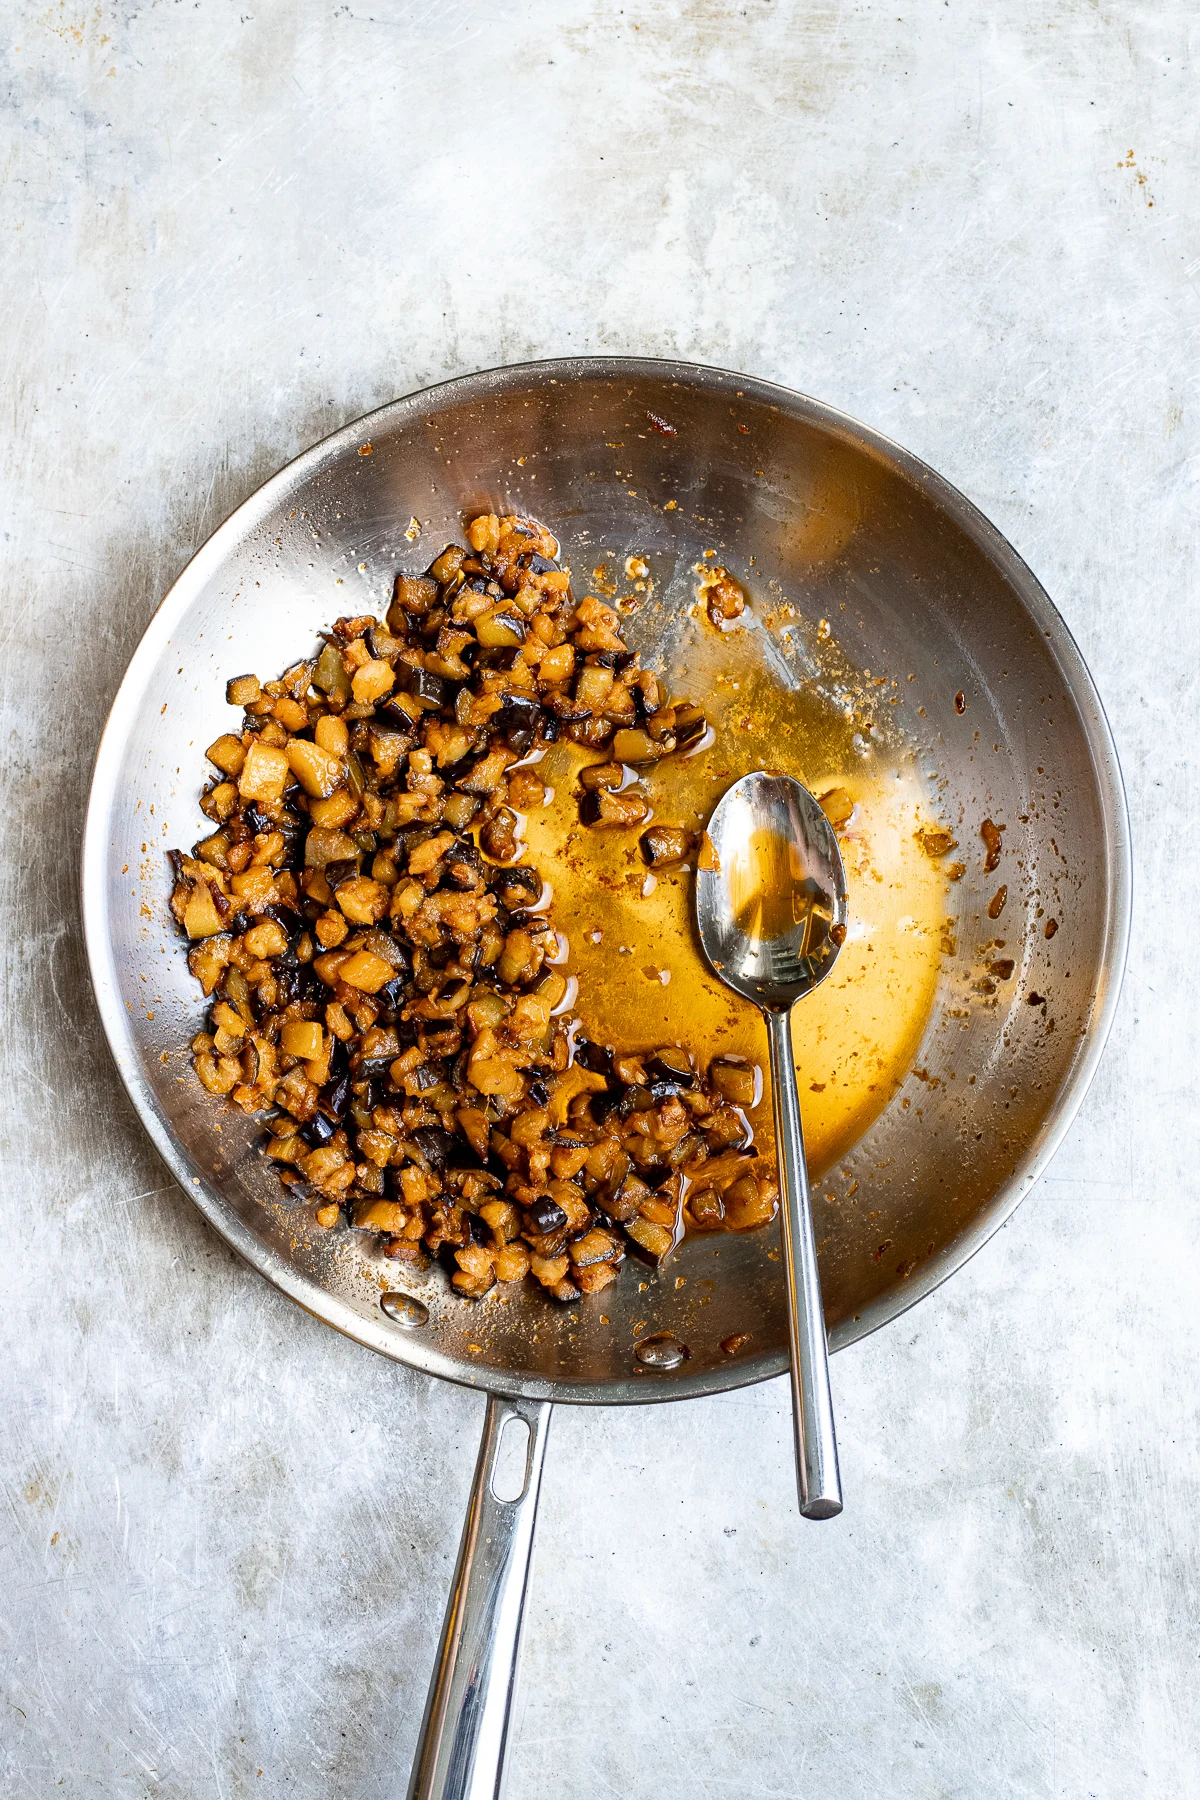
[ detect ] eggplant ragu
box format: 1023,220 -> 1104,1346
170,514 -> 777,1302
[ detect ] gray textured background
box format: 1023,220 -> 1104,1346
2,3 -> 1196,1795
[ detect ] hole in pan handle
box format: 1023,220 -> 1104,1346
490,1412 -> 533,1504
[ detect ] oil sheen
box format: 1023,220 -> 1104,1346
521,593 -> 946,1180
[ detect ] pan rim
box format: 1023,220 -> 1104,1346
81,354 -> 1132,1406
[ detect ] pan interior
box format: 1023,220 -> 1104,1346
83,360 -> 1129,1404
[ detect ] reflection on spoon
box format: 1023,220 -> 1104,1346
727,826 -> 837,951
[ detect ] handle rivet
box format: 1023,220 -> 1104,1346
381,1291 -> 429,1328
635,1332 -> 688,1369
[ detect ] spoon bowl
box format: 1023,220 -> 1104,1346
696,771 -> 850,1520
696,772 -> 849,1011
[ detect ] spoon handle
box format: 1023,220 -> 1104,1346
765,1006 -> 843,1520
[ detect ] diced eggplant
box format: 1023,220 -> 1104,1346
480,807 -> 521,862
263,902 -> 304,938
673,703 -> 708,747
579,789 -> 651,829
226,673 -> 262,707
366,624 -> 404,661
640,1163 -> 678,1190
579,761 -> 626,793
420,1023 -> 461,1064
410,1125 -> 454,1170
528,1194 -> 568,1234
372,976 -> 406,1020
387,575 -> 439,625
273,964 -> 302,1006
646,1048 -> 695,1088
708,1058 -> 758,1107
320,1073 -> 351,1121
640,826 -> 695,868
618,1083 -> 657,1115
394,663 -> 447,707
363,928 -> 412,971
300,1112 -> 336,1149
443,839 -> 485,890
324,856 -> 360,889
491,865 -> 541,912
611,727 -> 664,765
373,699 -> 419,736
355,1055 -> 395,1081
574,1038 -> 614,1077
494,692 -> 543,752
547,692 -> 594,724
475,611 -> 527,649
589,1087 -> 624,1126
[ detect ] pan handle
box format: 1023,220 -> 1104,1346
406,1394 -> 553,1800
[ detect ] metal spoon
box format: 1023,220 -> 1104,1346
695,772 -> 849,1519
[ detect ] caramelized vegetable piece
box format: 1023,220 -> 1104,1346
611,727 -> 664,765
673,703 -> 708,748
286,738 -> 344,798
579,761 -> 626,793
313,642 -> 352,700
709,1057 -> 757,1107
580,789 -> 651,829
339,950 -> 395,992
226,674 -> 262,707
207,733 -> 248,776
640,826 -> 694,868
819,788 -> 855,830
281,1020 -> 324,1060
238,742 -> 290,802
182,879 -> 224,939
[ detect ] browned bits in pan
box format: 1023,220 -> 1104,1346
980,818 -> 1004,872
706,571 -> 746,628
170,515 -> 780,1305
987,885 -> 1008,920
695,832 -> 720,874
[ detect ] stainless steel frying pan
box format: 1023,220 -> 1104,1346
81,358 -> 1130,1799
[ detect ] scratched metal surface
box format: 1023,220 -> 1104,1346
1,4 -> 1195,1797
